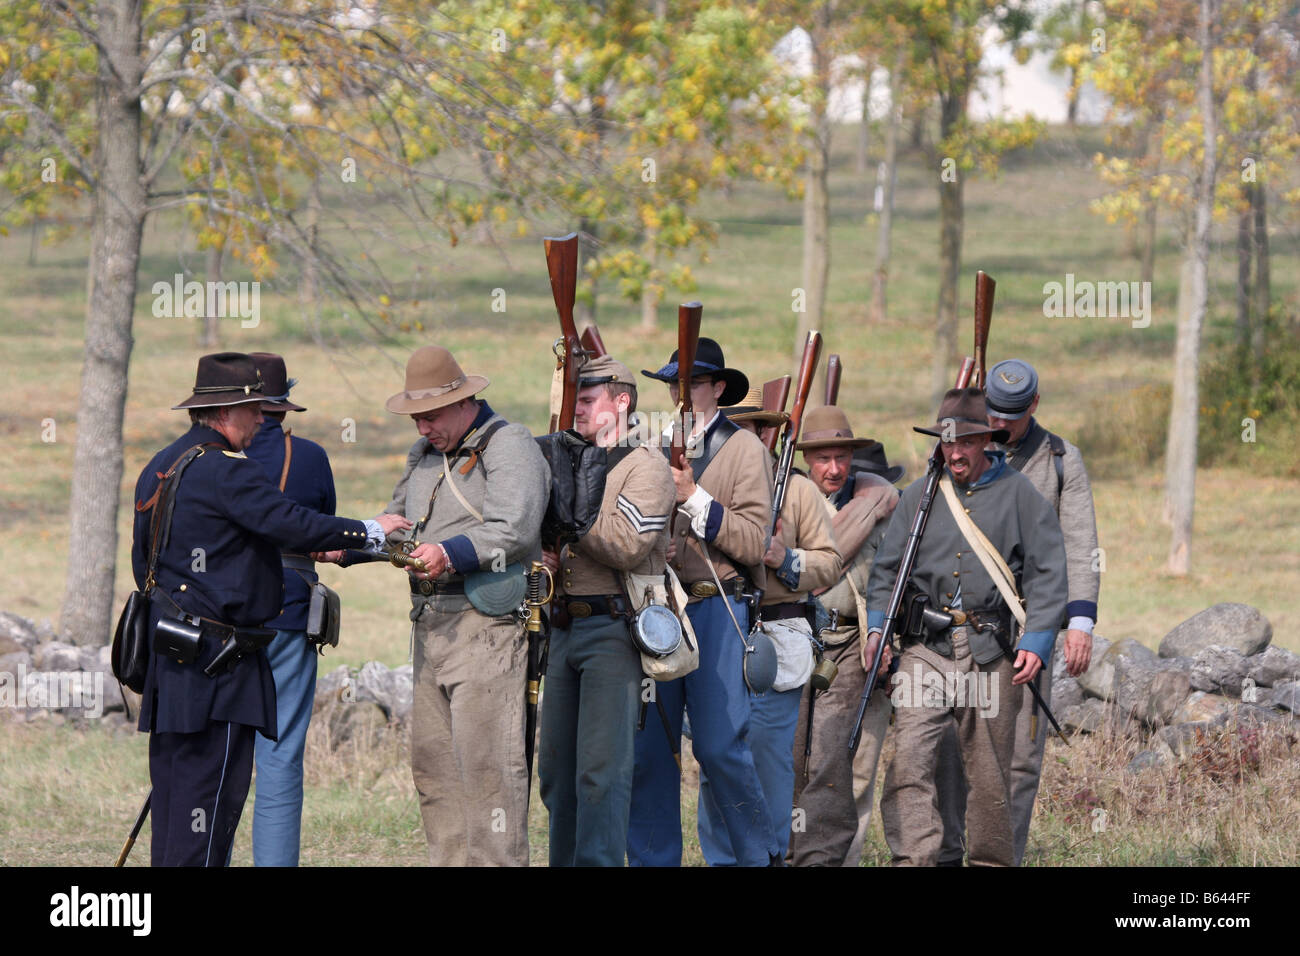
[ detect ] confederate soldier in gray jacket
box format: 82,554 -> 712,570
934,359 -> 1100,865
870,388 -> 1067,867
378,345 -> 549,865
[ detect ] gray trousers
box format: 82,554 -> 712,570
411,602 -> 530,866
935,641 -> 1055,865
538,614 -> 643,867
788,630 -> 890,866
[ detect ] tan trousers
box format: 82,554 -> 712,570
788,631 -> 891,866
879,630 -> 1021,867
410,602 -> 530,866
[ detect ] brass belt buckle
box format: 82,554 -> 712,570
568,601 -> 593,618
688,582 -> 717,599
418,579 -> 435,597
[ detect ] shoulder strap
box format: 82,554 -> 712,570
1007,420 -> 1048,473
1047,432 -> 1065,496
665,416 -> 738,482
279,429 -> 293,492
938,476 -> 1026,630
144,443 -> 215,591
440,419 -> 511,524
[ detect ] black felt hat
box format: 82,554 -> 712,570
641,337 -> 749,407
172,352 -> 266,409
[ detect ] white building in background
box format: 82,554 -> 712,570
772,20 -> 1108,126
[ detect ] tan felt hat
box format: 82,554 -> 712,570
385,346 -> 489,415
724,385 -> 787,425
795,405 -> 875,451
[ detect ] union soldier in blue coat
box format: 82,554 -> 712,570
131,352 -> 410,866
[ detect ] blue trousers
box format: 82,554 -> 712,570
627,595 -> 778,866
698,684 -> 802,864
252,628 -> 317,867
538,615 -> 644,866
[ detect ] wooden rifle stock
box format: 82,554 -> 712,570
671,302 -> 703,470
849,355 -> 975,756
824,353 -> 842,406
769,330 -> 823,544
973,271 -> 995,390
759,375 -> 791,452
544,232 -> 582,432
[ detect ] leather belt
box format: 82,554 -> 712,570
410,577 -> 466,597
281,553 -> 316,573
762,601 -> 809,623
563,594 -> 631,619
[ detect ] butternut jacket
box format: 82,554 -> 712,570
668,416 -> 772,591
560,443 -> 675,596
761,473 -> 841,605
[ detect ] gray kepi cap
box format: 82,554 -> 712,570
984,359 -> 1039,421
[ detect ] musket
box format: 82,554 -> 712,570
544,232 -> 583,433
973,271 -> 995,390
346,544 -> 429,574
824,353 -> 842,406
754,330 -> 822,614
759,375 -> 791,453
580,322 -> 608,359
848,356 -> 975,755
670,302 -> 703,470
114,789 -> 152,867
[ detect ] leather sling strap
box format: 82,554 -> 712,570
143,443 -> 217,591
938,476 -> 1027,631
279,428 -> 293,492
440,419 -> 509,525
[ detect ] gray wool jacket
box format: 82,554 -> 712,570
996,419 -> 1100,625
384,402 -> 549,610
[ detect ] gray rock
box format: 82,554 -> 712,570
33,641 -> 83,672
1159,603 -> 1272,659
314,665 -> 353,708
78,645 -> 112,674
1171,691 -> 1236,725
1245,645 -> 1300,688
0,649 -> 32,675
324,700 -> 388,749
1052,676 -> 1084,712
1188,645 -> 1250,696
1126,749 -> 1170,773
0,611 -> 54,650
1158,720 -> 1219,758
355,661 -> 396,715
1143,669 -> 1192,727
1269,680 -> 1300,714
0,634 -> 24,657
389,664 -> 413,723
1074,634 -> 1125,699
1060,698 -> 1124,734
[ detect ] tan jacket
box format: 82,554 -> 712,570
669,421 -> 772,590
560,444 -> 675,597
761,473 -> 841,605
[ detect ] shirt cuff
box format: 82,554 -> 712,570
775,548 -> 800,590
362,519 -> 385,551
680,486 -> 715,539
440,535 -> 478,574
1067,616 -> 1094,635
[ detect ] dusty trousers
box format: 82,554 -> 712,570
788,631 -> 890,866
879,629 -> 1020,867
410,602 -> 530,866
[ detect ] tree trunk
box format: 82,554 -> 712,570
1235,185 -> 1252,350
576,217 -> 598,330
639,226 -> 660,332
1251,181 -> 1269,380
931,93 -> 965,406
60,0 -> 146,646
855,59 -> 871,175
201,241 -> 223,347
1139,120 -> 1160,289
1165,0 -> 1217,576
870,51 -> 902,324
797,2 -> 832,364
28,219 -> 41,266
299,172 -> 321,312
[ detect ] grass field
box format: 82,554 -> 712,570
1,123 -> 1297,865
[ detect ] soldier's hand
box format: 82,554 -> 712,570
408,541 -> 449,580
763,519 -> 787,569
311,550 -> 345,564
541,549 -> 560,575
861,630 -> 891,682
376,512 -> 414,536
1063,628 -> 1092,676
1012,649 -> 1044,685
670,464 -> 696,504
